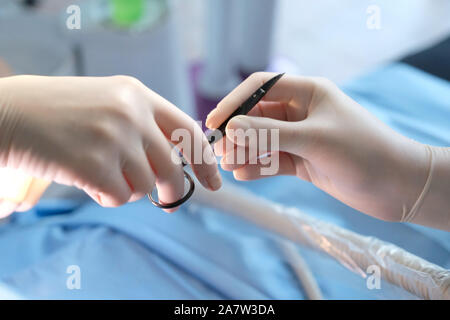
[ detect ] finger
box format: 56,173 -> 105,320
214,101 -> 287,157
213,136 -> 226,156
0,200 -> 18,219
247,101 -> 290,121
232,152 -> 297,180
220,144 -> 249,171
84,164 -> 132,207
121,148 -> 156,203
221,144 -> 269,171
222,145 -> 313,184
144,123 -> 185,213
225,115 -> 312,157
206,72 -> 314,129
15,178 -> 51,212
221,117 -> 298,170
150,93 -> 222,192
213,130 -> 236,156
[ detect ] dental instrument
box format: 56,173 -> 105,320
148,73 -> 285,209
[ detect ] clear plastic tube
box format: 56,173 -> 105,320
192,183 -> 450,300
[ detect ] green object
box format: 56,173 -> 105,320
111,0 -> 145,27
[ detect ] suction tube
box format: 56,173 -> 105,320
192,183 -> 450,300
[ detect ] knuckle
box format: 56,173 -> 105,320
197,168 -> 217,184
90,119 -> 120,145
156,164 -> 183,184
70,149 -> 105,180
113,194 -> 129,207
311,77 -> 337,92
87,153 -> 109,177
79,159 -> 112,193
107,77 -> 142,120
93,107 -> 139,137
133,168 -> 155,194
108,105 -> 136,125
110,75 -> 142,88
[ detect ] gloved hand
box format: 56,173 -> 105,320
0,168 -> 50,218
206,72 -> 449,228
0,75 -> 221,212
0,60 -> 51,219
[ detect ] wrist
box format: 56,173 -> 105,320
407,146 -> 450,231
0,77 -> 22,167
378,137 -> 429,222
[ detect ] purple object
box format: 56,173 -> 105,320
191,56 -> 300,131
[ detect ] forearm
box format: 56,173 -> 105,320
407,146 -> 450,231
0,76 -> 40,168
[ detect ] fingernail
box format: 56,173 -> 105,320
205,118 -> 214,129
96,193 -> 103,206
205,109 -> 218,128
206,171 -> 222,191
206,108 -> 218,119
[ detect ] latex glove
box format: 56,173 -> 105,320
206,72 -> 450,229
0,59 -> 52,219
0,168 -> 50,218
0,75 -> 221,212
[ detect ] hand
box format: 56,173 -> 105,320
206,72 -> 430,222
0,169 -> 50,219
0,75 -> 221,212
0,59 -> 47,219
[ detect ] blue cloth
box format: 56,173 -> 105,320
0,63 -> 449,299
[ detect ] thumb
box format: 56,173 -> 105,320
225,115 -> 310,156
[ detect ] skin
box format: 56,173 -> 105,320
207,72 -> 450,230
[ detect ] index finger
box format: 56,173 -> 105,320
205,72 -> 315,130
149,92 -> 222,192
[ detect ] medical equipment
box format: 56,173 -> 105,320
192,182 -> 450,300
148,73 -> 285,209
74,0 -> 193,114
111,0 -> 146,27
